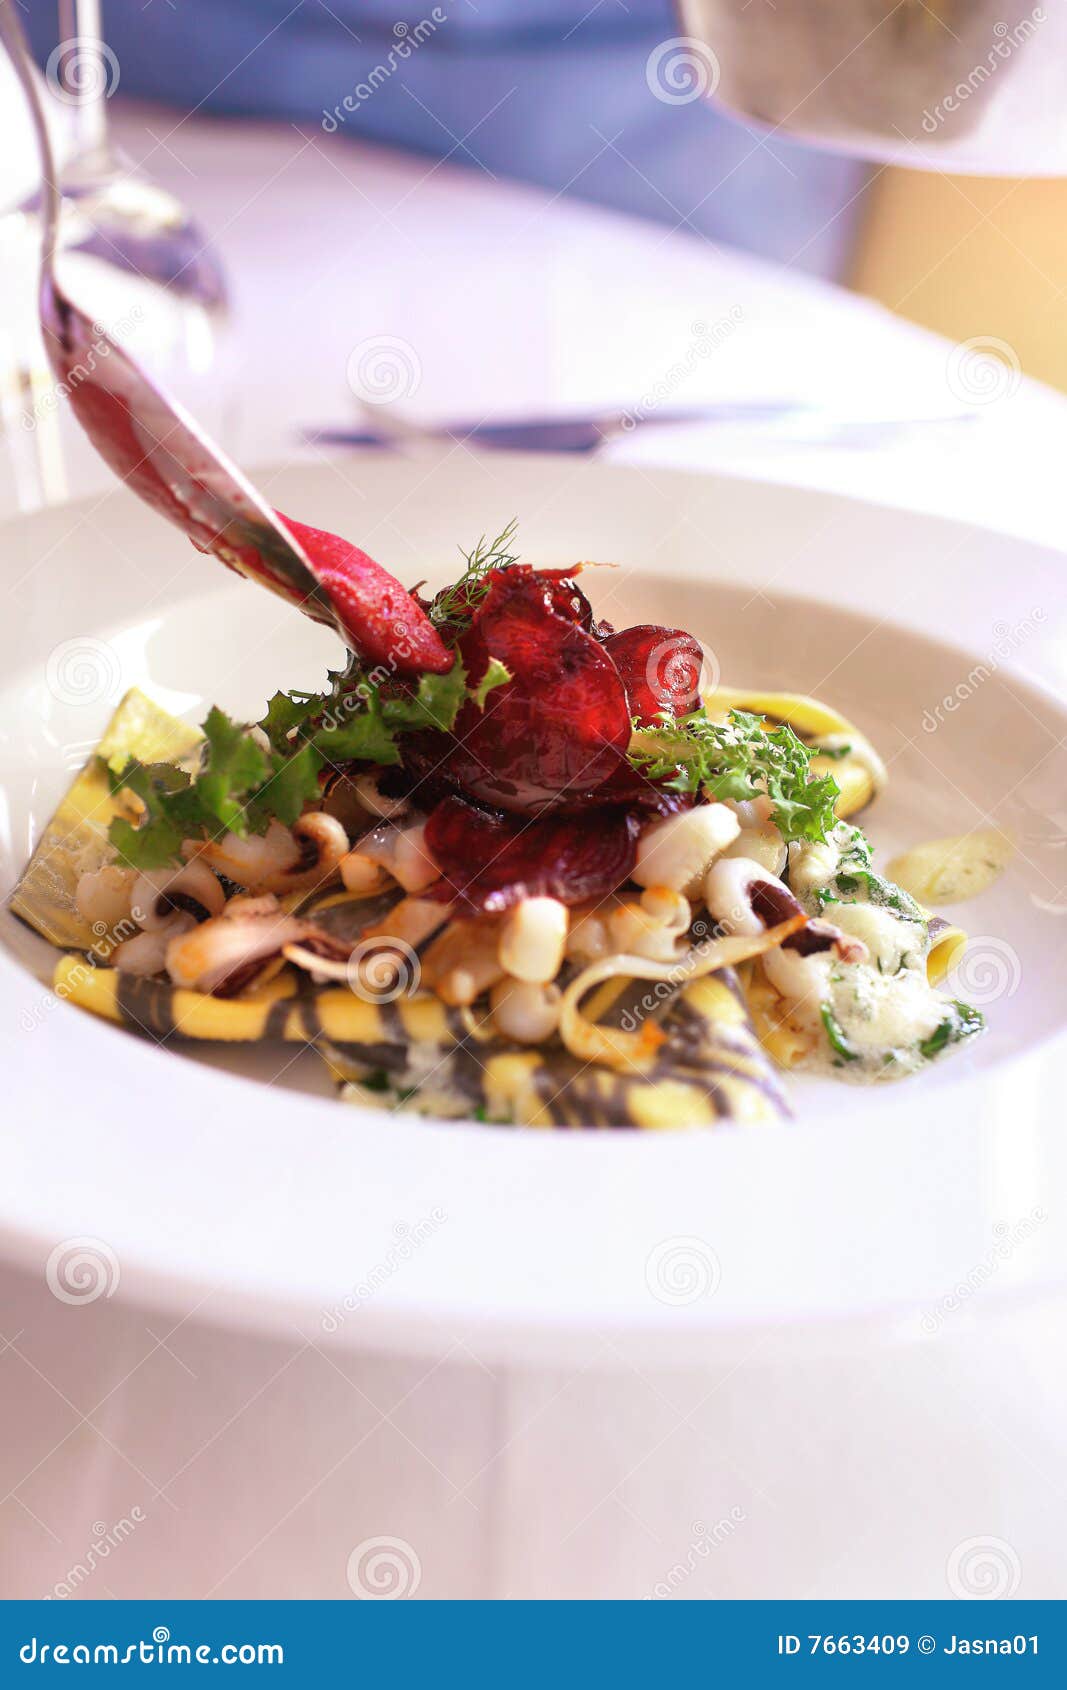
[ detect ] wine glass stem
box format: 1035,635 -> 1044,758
58,0 -> 109,161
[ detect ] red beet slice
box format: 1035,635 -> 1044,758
540,570 -> 596,630
601,626 -> 705,725
278,513 -> 452,677
441,568 -> 632,813
424,795 -> 640,911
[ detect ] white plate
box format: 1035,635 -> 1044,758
3,451 -> 1066,1361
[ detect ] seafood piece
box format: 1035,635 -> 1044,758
75,865 -> 137,933
114,914 -> 197,977
490,978 -> 562,1045
184,812 -> 348,894
341,819 -> 439,895
498,899 -> 568,984
166,909 -> 316,996
631,804 -> 739,895
131,861 -> 225,930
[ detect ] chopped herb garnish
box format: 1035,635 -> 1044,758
107,654 -> 485,869
919,1000 -> 985,1061
470,657 -> 512,711
629,707 -> 840,846
107,708 -> 323,871
825,828 -> 925,924
820,1003 -> 860,1062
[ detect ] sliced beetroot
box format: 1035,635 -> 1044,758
540,570 -> 596,631
277,513 -> 452,677
439,567 -> 632,814
601,626 -> 705,725
424,795 -> 640,911
588,761 -> 696,813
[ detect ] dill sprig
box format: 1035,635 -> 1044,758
429,518 -> 520,631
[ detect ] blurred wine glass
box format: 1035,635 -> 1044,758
0,0 -> 229,511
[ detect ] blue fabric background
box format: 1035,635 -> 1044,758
26,0 -> 867,277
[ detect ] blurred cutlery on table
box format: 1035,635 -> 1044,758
303,402 -> 978,455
